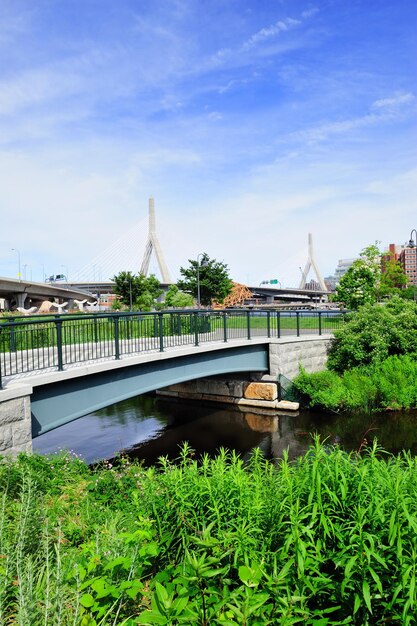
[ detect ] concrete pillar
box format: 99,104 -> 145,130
0,384 -> 33,456
16,293 -> 28,308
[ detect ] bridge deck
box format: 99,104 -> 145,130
1,309 -> 342,388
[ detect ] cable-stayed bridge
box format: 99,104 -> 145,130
71,197 -> 328,294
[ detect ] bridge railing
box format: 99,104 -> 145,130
0,309 -> 345,387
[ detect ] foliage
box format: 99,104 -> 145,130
294,354 -> 417,412
177,254 -> 233,306
334,244 -> 381,309
3,443 -> 417,623
379,253 -> 408,299
401,285 -> 417,301
113,271 -> 162,310
327,297 -> 417,373
164,285 -> 195,308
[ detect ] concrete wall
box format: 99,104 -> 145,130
0,384 -> 33,456
269,336 -> 331,380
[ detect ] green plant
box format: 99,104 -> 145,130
177,254 -> 233,306
327,297 -> 417,373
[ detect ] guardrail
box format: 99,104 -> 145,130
0,309 -> 344,388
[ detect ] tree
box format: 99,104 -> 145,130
379,254 -> 408,299
334,244 -> 381,309
112,271 -> 162,310
177,254 -> 233,306
164,285 -> 194,308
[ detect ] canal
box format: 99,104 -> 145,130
33,393 -> 417,464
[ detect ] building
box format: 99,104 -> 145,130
398,246 -> 417,286
324,258 -> 356,291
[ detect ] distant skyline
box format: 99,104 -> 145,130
0,0 -> 416,287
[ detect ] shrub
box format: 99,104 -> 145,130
327,297 -> 417,373
294,354 -> 417,413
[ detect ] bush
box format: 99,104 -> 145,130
327,297 -> 417,373
294,354 -> 417,413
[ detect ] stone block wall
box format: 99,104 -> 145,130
0,384 -> 33,456
269,337 -> 331,380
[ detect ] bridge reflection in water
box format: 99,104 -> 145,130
33,393 -> 417,465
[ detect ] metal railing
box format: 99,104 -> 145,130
0,309 -> 345,388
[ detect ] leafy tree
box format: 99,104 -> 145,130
112,271 -> 162,310
334,244 -> 381,309
177,253 -> 233,306
164,285 -> 194,308
379,254 -> 408,298
327,297 -> 417,373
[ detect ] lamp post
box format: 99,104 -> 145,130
11,248 -> 21,281
407,229 -> 417,291
196,253 -> 208,308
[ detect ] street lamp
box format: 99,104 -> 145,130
11,248 -> 21,281
196,253 -> 208,308
407,229 -> 417,291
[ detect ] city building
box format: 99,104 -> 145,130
324,258 -> 356,291
398,246 -> 417,286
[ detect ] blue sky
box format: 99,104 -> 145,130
0,0 -> 416,287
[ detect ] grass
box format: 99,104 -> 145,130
1,440 -> 417,624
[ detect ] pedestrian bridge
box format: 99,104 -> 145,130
0,309 -> 339,454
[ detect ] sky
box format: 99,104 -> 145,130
0,0 -> 416,288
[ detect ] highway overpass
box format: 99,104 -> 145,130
0,277 -> 95,310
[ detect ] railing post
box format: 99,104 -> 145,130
158,312 -> 164,352
10,323 -> 16,353
296,311 -> 300,337
55,318 -> 64,371
318,311 -> 322,336
223,311 -> 227,342
247,310 -> 251,340
93,316 -> 98,343
114,315 -> 120,360
194,312 -> 199,346
267,311 -> 271,338
277,311 -> 281,338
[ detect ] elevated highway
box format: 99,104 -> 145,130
0,277 -> 95,310
63,281 -> 329,305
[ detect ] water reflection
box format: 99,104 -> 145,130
33,393 -> 417,465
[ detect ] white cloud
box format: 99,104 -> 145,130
372,92 -> 415,109
242,17 -> 301,50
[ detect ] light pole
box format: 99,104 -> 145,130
11,248 -> 21,281
196,253 -> 208,308
407,229 -> 417,292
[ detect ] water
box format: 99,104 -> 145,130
33,394 -> 417,465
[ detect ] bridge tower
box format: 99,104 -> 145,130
140,197 -> 171,283
299,233 -> 328,292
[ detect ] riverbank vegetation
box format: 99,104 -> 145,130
2,441 -> 417,624
294,297 -> 417,413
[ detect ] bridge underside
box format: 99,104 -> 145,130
31,344 -> 269,437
